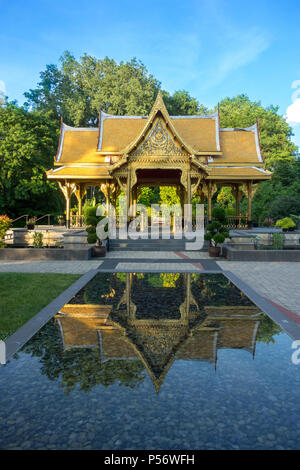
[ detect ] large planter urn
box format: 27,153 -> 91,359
91,244 -> 106,257
208,246 -> 221,257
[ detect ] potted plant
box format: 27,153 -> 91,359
57,215 -> 65,226
275,217 -> 296,232
204,222 -> 229,257
26,216 -> 37,230
204,207 -> 229,257
85,206 -> 107,257
262,217 -> 274,227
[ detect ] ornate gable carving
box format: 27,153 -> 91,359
132,119 -> 184,157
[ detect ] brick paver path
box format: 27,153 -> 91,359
217,261 -> 300,316
0,260 -> 103,274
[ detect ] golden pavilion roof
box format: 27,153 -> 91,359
47,92 -> 271,183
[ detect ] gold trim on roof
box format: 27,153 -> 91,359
121,92 -> 199,156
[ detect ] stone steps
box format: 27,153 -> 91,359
108,236 -> 207,252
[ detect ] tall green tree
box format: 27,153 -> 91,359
25,52 -> 161,126
0,105 -> 63,217
162,90 -> 210,116
251,159 -> 300,224
24,52 -> 209,126
218,94 -> 297,168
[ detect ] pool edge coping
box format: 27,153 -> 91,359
223,270 -> 300,341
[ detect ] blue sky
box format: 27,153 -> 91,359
1,0 -> 300,149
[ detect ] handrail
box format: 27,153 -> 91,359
11,215 -> 29,226
204,215 -> 249,229
35,214 -> 51,225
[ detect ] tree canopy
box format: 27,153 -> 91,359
24,51 -> 212,126
0,105 -> 63,217
218,94 -> 297,169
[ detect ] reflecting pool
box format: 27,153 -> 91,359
0,273 -> 299,450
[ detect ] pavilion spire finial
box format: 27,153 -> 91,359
151,90 -> 169,117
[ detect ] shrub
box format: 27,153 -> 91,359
27,216 -> 37,226
87,232 -> 98,244
85,207 -> 108,245
275,217 -> 296,230
262,217 -> 274,227
272,233 -> 284,250
85,215 -> 98,227
269,196 -> 300,221
0,215 -> 12,240
32,232 -> 43,248
84,206 -> 97,219
85,226 -> 96,234
212,206 -> 227,224
204,221 -> 230,247
290,214 -> 300,229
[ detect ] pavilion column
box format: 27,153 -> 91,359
187,172 -> 191,206
207,186 -> 212,222
100,182 -> 114,215
132,186 -> 137,218
207,181 -> 214,221
235,184 -> 240,218
58,181 -> 76,229
247,182 -> 252,226
74,183 -> 87,226
202,181 -> 217,222
231,184 -> 243,228
113,184 -> 121,208
241,181 -> 257,228
127,170 -> 131,222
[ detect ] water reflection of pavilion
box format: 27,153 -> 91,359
55,273 -> 262,393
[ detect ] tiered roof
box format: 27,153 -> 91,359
47,92 -> 271,182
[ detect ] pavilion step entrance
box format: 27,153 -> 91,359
108,230 -> 206,252
109,238 -> 187,252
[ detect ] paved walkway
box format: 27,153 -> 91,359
0,260 -> 103,274
0,251 -> 299,317
217,260 -> 300,316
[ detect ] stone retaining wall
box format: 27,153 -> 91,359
223,244 -> 300,261
0,247 -> 92,260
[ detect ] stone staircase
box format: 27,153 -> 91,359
108,232 -> 207,251
108,238 -> 187,251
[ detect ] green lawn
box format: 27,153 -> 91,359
0,273 -> 81,340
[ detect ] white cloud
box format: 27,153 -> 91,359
0,80 -> 6,94
286,98 -> 300,125
217,31 -> 270,82
0,81 -> 5,104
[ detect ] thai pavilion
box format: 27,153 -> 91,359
47,92 -> 272,228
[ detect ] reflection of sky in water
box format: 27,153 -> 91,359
0,273 -> 299,450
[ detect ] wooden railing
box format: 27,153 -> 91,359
70,215 -> 85,227
204,216 -> 249,229
225,216 -> 248,229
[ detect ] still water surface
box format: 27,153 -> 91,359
0,273 -> 299,449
